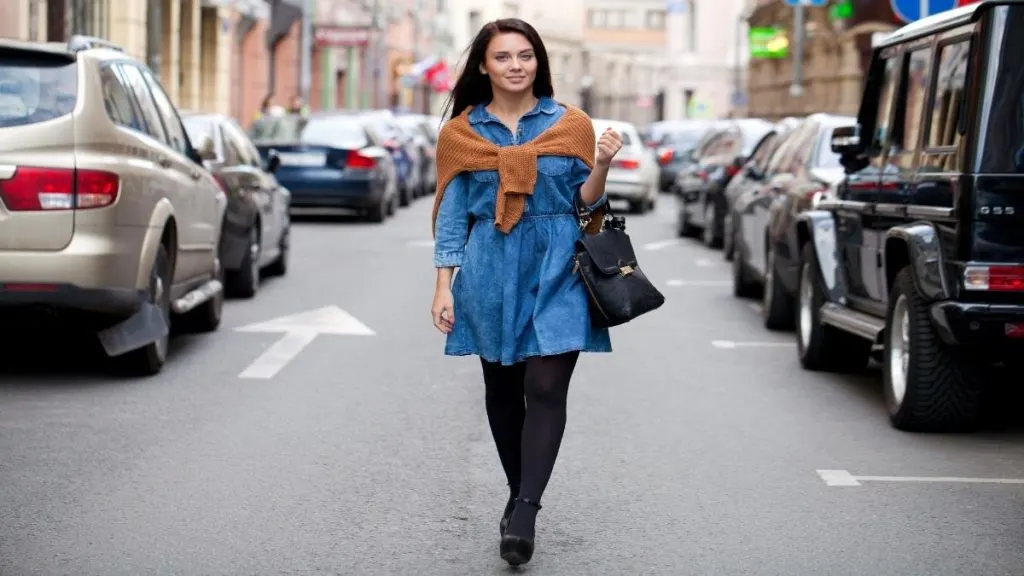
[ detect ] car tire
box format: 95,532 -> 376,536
227,224 -> 260,298
884,267 -> 986,432
702,202 -> 722,248
366,193 -> 387,223
677,204 -> 698,238
731,228 -> 760,299
264,224 -> 289,277
762,243 -> 794,330
722,212 -> 734,261
796,243 -> 870,372
113,243 -> 172,376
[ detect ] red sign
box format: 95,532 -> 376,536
313,26 -> 370,47
956,0 -> 980,5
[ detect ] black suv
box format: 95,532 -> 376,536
793,1 -> 1024,432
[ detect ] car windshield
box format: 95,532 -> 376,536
660,130 -> 703,149
300,117 -> 370,148
182,116 -> 217,145
0,55 -> 77,128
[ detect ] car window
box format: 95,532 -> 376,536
223,120 -> 261,166
0,54 -> 77,128
816,127 -> 843,169
750,133 -> 778,169
99,65 -> 144,132
182,116 -> 217,148
139,68 -> 189,155
229,120 -> 264,167
250,115 -> 304,144
872,55 -> 901,153
118,64 -> 167,144
927,40 -> 969,149
899,47 -> 933,154
302,117 -> 371,148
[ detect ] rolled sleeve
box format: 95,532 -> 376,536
570,157 -> 607,212
433,174 -> 469,268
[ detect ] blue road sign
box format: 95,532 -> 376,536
667,0 -> 687,14
784,0 -> 827,6
890,0 -> 957,23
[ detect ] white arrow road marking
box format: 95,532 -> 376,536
666,279 -> 730,287
711,340 -> 793,349
643,238 -> 685,251
235,306 -> 375,379
816,469 -> 1024,487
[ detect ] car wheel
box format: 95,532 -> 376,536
702,202 -> 722,248
722,212 -> 734,261
884,267 -> 986,432
264,224 -> 289,277
113,243 -> 171,376
228,224 -> 260,298
677,204 -> 698,238
796,243 -> 870,372
731,229 -> 760,299
184,259 -> 224,333
762,244 -> 794,330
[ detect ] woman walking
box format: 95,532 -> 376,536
429,18 -> 622,566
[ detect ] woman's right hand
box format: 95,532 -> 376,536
431,287 -> 455,334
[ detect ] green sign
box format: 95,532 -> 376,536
749,27 -> 789,59
829,0 -> 853,20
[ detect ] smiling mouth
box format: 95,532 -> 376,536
507,76 -> 526,81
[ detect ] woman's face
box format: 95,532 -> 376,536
480,32 -> 537,95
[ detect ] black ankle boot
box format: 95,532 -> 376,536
499,497 -> 541,566
499,494 -> 516,536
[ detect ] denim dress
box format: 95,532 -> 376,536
433,97 -> 612,366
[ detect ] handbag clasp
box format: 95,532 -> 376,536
618,265 -> 634,277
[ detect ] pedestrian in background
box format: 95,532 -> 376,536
429,18 -> 623,567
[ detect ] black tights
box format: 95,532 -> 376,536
481,351 -> 579,538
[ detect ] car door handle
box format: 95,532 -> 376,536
157,157 -> 172,168
190,170 -> 201,180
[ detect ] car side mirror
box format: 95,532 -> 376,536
195,135 -> 218,162
264,150 -> 281,173
830,125 -> 863,155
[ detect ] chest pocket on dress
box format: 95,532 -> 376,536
538,156 -> 570,176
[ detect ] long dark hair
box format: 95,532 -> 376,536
441,18 -> 553,121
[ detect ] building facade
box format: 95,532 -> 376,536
582,0 -> 667,126
662,0 -> 749,121
744,0 -> 903,120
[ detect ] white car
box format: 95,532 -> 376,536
591,118 -> 659,213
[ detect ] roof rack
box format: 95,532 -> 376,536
67,35 -> 124,53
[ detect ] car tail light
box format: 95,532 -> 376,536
696,170 -> 708,181
0,167 -> 119,211
963,265 -> 1024,291
212,174 -> 230,193
726,164 -> 741,178
612,158 -> 641,170
657,148 -> 674,165
346,151 -> 377,169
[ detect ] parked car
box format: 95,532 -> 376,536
676,118 -> 775,245
251,112 -> 399,222
0,36 -> 226,375
651,119 -> 715,192
794,2 -> 1024,431
358,110 -> 423,206
720,119 -> 800,261
729,113 -> 852,331
395,113 -> 437,199
181,112 -> 290,298
591,118 -> 659,213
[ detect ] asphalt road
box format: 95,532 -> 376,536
2,195 -> 1023,575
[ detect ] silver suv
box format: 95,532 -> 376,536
0,36 -> 227,375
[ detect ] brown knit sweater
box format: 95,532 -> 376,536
431,103 -> 604,236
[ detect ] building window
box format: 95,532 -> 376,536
646,9 -> 666,30
687,1 -> 697,52
588,9 -> 606,28
607,9 -> 624,28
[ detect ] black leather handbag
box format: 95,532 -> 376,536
572,202 -> 665,328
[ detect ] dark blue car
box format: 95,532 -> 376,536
251,113 -> 400,222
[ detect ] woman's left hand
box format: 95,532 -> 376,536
596,128 -> 623,166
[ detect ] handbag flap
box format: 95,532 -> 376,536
576,228 -> 638,275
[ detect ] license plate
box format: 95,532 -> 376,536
278,152 -> 325,167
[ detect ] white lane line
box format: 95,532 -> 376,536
711,340 -> 793,349
235,306 -> 375,379
747,302 -> 762,312
817,469 -> 1024,487
666,279 -> 730,287
694,258 -> 719,267
643,238 -> 685,251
